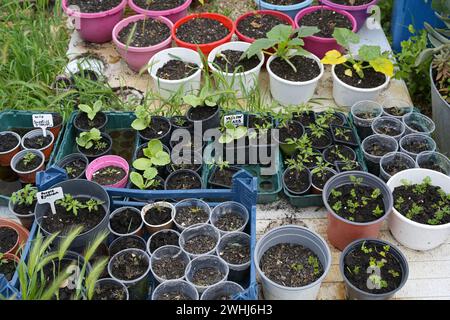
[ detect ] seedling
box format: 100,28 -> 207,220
395,196 -> 405,208
331,189 -> 342,198
11,184 -> 37,206
332,201 -> 342,213
308,123 -> 327,139
361,241 -> 373,254
22,152 -> 37,167
290,263 -> 304,272
388,269 -> 400,278
131,105 -> 152,131
133,139 -> 170,178
130,168 -> 160,190
349,175 -> 363,186
65,166 -> 75,176
368,274 -> 388,289
56,194 -> 84,216
311,157 -> 331,178
373,205 -> 384,218
183,78 -> 230,108
346,199 -> 360,214
76,128 -> 106,150
371,188 -> 381,199
308,255 -> 321,276
219,122 -> 248,144
85,199 -> 104,213
341,159 -> 360,171
78,100 -> 103,122
406,203 -> 424,220
347,265 -> 361,275
334,127 -> 352,141
285,155 -> 307,173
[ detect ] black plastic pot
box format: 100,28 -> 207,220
186,105 -> 221,133
323,144 -> 356,165
276,120 -> 305,157
292,111 -> 316,127
138,116 -> 172,147
167,150 -> 203,174
164,169 -> 203,190
56,153 -> 89,180
170,115 -> 194,132
208,166 -> 241,189
330,125 -> 359,148
73,111 -> 108,133
76,132 -> 113,162
282,167 -> 312,195
307,129 -> 333,151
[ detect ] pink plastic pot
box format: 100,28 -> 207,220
319,0 -> 379,31
112,15 -> 173,72
62,0 -> 127,43
295,5 -> 357,59
86,155 -> 129,189
128,0 -> 192,23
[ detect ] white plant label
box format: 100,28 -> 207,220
37,187 -> 64,215
32,114 -> 53,137
223,114 -> 244,127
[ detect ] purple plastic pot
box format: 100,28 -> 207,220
112,14 -> 173,72
295,5 -> 357,59
319,0 -> 379,31
86,155 -> 129,188
128,0 -> 192,23
62,0 -> 127,43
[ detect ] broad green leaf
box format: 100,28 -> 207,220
130,172 -> 145,189
78,104 -> 91,114
233,126 -> 248,140
90,128 -> 101,140
332,28 -> 359,48
267,24 -> 293,41
288,38 -> 304,47
183,94 -> 204,107
297,26 -> 320,38
143,167 -> 158,180
289,48 -> 310,58
131,118 -> 148,131
219,133 -> 233,144
93,100 -> 102,114
145,139 -> 163,157
244,38 -> 278,59
85,140 -> 93,149
151,150 -> 170,166
370,57 -> 394,77
133,158 -> 153,171
358,45 -> 382,62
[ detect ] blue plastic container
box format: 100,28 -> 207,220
391,0 -> 445,52
254,0 -> 313,19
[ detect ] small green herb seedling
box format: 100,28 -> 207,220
85,199 -> 104,213
76,128 -> 104,150
308,255 -> 321,276
22,152 -> 37,167
56,194 -> 84,216
290,263 -> 304,272
78,100 -> 102,121
11,184 -> 37,206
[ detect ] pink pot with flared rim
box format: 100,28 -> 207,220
295,5 -> 357,59
86,155 -> 129,189
319,0 -> 379,31
112,14 -> 173,72
62,0 -> 127,43
128,0 -> 192,23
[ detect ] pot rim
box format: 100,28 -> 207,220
146,229 -> 181,255
21,129 -> 55,152
185,254 -> 230,290
141,201 -> 175,228
108,248 -> 151,284
11,149 -> 45,175
173,198 -> 212,230
108,206 -> 144,237
94,278 -> 130,300
320,0 -> 379,11
62,0 -> 127,18
128,0 -> 192,15
0,131 -> 21,155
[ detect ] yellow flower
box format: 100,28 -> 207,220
321,50 -> 347,65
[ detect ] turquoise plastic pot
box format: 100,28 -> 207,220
254,0 -> 313,19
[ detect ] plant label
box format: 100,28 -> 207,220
37,187 -> 64,215
224,114 -> 244,127
32,114 -> 53,137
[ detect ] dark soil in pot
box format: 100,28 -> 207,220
284,168 -> 310,194
0,227 -> 18,253
110,251 -> 149,281
157,60 -> 199,80
74,112 -> 107,131
219,241 -> 250,265
365,141 -> 394,157
110,209 -> 141,235
78,137 -> 110,157
384,106 -> 410,117
110,236 -> 146,256
375,125 -> 402,137
248,114 -> 273,129
139,117 -> 171,141
23,134 -> 52,150
214,212 -> 245,232
336,161 -> 363,172
328,183 -> 385,223
176,18 -> 229,44
312,170 -> 335,190
299,8 -> 353,38
149,232 -> 179,253
270,56 -> 320,82
316,111 -> 346,127
63,159 -> 87,179
118,19 -> 171,47
12,199 -> 37,216
331,126 -> 357,145
307,130 -> 332,150
213,50 -> 261,73
393,180 -> 450,225
237,13 -> 290,39
133,0 -> 184,10
15,153 -> 43,172
67,0 -> 122,13
158,291 -> 193,300
192,267 -> 225,287
293,111 -> 315,127
41,258 -> 81,300
324,145 -> 355,163
144,205 -> 172,226
92,281 -> 128,300
260,243 -> 324,287
328,0 -> 373,5
419,160 -> 448,174
335,63 -> 386,89
41,196 -> 106,234
382,161 -> 411,177
209,166 -> 240,188
402,139 -> 433,154
343,241 -> 403,294
0,133 -> 19,152
91,166 -> 126,186
188,105 -> 219,121
171,115 -> 194,131
175,206 -> 209,228
153,255 -> 188,280
183,235 -> 216,255
278,121 -> 304,143
0,258 -> 16,281
166,170 -> 202,190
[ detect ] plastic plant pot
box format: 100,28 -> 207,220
351,100 -> 383,128
165,169 -> 203,190
266,52 -> 324,106
340,238 -> 409,300
147,229 -> 181,255
46,112 -> 64,138
21,129 -> 55,161
150,245 -> 190,284
141,202 -> 175,234
254,0 -> 314,19
65,56 -> 105,81
322,171 -> 393,250
128,0 -> 192,23
329,125 -> 358,148
186,106 -> 221,133
210,201 -> 249,235
319,0 -> 379,31
179,223 -> 221,259
282,167 -> 312,196
73,111 -> 108,133
148,47 -> 203,100
208,41 -> 265,97
379,152 -> 416,182
85,155 -> 129,188
275,120 -> 305,156
152,279 -> 199,300
0,218 -> 30,256
112,15 -> 174,73
332,60 -> 390,107
201,281 -> 245,300
8,186 -> 38,230
323,144 -> 357,164
62,0 -> 127,43
0,225 -> 18,256
416,151 -> 450,176
399,134 -> 437,160
371,116 -> 406,141
108,248 -> 151,300
137,116 -> 172,146
311,167 -> 337,194
235,10 -> 295,43
254,225 -> 331,300
10,149 -> 45,184
76,132 -> 113,162
387,168 -> 450,251
216,232 -> 251,286
172,13 -> 235,55
402,112 -> 436,136
294,5 -> 357,59
56,153 -> 89,180
361,134 -> 398,176
0,131 -> 21,167
185,255 -> 229,294
382,98 -> 414,119
34,179 -> 110,250
108,207 -> 144,238
173,199 -> 212,231
109,235 -> 147,257
93,278 -> 129,300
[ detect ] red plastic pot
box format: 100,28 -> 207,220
21,129 -> 55,161
0,218 -> 29,257
112,15 -> 173,72
128,0 -> 192,23
62,0 -> 127,43
172,13 -> 235,55
295,5 -> 357,59
319,0 -> 379,31
10,149 -> 45,184
0,131 -> 21,167
235,10 -> 295,43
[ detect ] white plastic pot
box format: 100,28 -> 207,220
148,47 -> 203,100
387,168 -> 450,251
267,52 -> 324,106
208,41 -> 264,98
